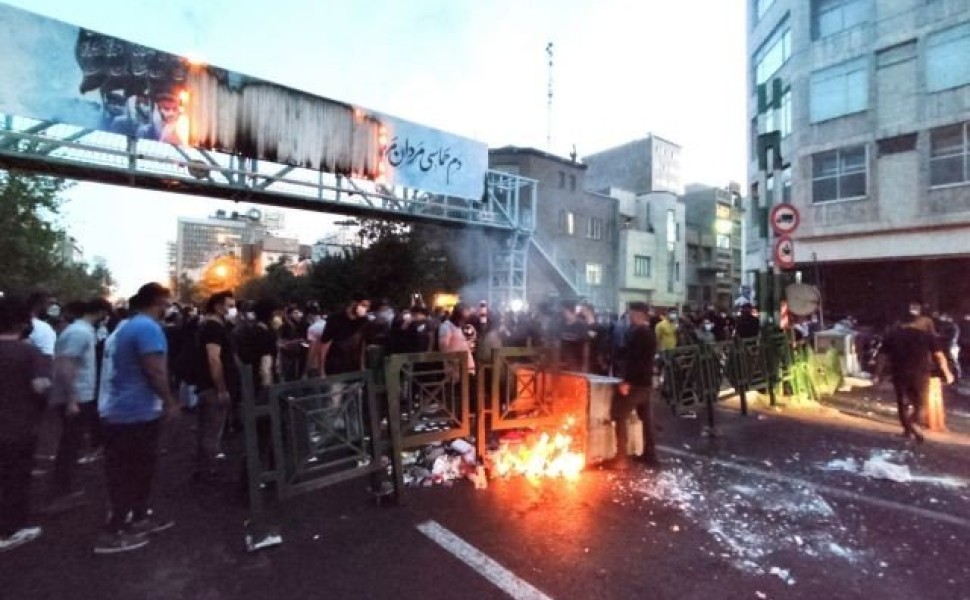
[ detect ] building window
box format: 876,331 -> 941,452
812,145 -> 867,203
716,234 -> 731,249
810,57 -> 868,122
569,174 -> 576,192
586,263 -> 603,286
763,86 -> 791,138
929,122 -> 970,186
927,22 -> 970,92
558,210 -> 575,235
558,171 -> 566,189
675,262 -> 681,283
780,88 -> 792,137
755,0 -> 776,22
812,0 -> 870,40
754,21 -> 791,88
634,255 -> 652,278
586,217 -> 604,240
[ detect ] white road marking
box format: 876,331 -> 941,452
658,445 -> 970,530
416,520 -> 554,600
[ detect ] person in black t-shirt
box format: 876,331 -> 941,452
194,291 -> 237,480
878,313 -> 955,442
603,302 -> 658,470
320,296 -> 371,376
236,299 -> 280,393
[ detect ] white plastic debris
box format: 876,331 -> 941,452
769,567 -> 795,585
755,592 -> 767,599
861,456 -> 911,483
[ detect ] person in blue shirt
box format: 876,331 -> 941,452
95,283 -> 179,555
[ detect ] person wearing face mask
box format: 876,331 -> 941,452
45,297 -> 113,513
193,291 -> 238,482
319,295 -> 371,377
96,282 -> 178,554
696,317 -> 716,345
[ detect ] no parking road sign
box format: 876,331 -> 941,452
774,236 -> 796,269
770,203 -> 800,236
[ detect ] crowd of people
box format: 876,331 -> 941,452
3,279 -> 967,555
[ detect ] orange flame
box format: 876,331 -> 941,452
487,416 -> 585,483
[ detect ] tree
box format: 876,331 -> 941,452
237,218 -> 479,311
0,169 -> 113,300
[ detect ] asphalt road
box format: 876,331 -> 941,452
3,402 -> 969,600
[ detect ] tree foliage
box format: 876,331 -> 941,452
236,219 -> 473,311
0,169 -> 114,300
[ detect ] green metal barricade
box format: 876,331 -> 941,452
240,364 -> 402,552
384,351 -> 471,449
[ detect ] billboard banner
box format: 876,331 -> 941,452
0,3 -> 487,200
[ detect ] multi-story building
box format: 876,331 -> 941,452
609,187 -> 687,312
174,209 -> 269,280
584,134 -> 684,196
489,147 -> 619,312
748,0 -> 970,323
683,183 -> 745,310
243,236 -> 303,276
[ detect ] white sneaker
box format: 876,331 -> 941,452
0,526 -> 42,553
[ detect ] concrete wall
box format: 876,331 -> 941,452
583,135 -> 684,196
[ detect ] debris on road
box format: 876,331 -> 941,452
768,566 -> 795,585
820,449 -> 968,488
401,440 -> 477,487
617,457 -> 868,578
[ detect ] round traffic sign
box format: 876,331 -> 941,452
774,236 -> 796,269
770,203 -> 800,236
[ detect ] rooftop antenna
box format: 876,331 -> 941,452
546,41 -> 554,151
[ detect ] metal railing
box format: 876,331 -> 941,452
239,365 -> 402,551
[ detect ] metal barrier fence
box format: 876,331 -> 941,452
660,328 -> 796,431
240,365 -> 402,551
475,347 -> 590,456
383,351 -> 471,449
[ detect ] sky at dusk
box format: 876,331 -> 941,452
5,0 -> 747,295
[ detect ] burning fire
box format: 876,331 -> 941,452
487,416 -> 585,482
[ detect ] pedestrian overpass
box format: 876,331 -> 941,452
0,2 -> 537,308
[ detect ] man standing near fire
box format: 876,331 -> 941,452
604,302 -> 659,470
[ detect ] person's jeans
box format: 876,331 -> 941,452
0,435 -> 37,536
101,420 -> 160,530
51,401 -> 101,497
196,389 -> 230,474
611,385 -> 656,461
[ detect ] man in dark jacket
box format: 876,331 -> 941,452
878,313 -> 955,442
603,302 -> 658,470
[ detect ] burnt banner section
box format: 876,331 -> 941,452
0,2 -> 487,199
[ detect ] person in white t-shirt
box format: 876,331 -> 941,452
26,293 -> 56,359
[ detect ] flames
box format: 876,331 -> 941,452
486,416 -> 585,483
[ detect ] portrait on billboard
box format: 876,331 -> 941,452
75,29 -> 188,144
0,2 -> 487,200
